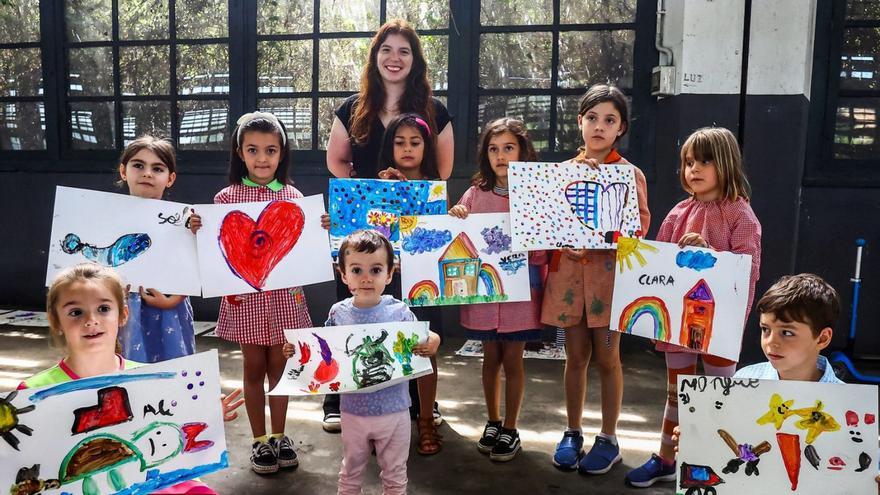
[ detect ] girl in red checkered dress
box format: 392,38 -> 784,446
448,118 -> 548,462
190,112 -> 313,475
625,127 -> 762,488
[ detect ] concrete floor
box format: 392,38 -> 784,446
0,326 -> 675,495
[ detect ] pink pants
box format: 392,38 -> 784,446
338,409 -> 410,495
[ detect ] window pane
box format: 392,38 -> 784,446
122,101 -> 171,145
258,40 -> 312,93
257,0 -> 313,35
68,47 -> 113,96
834,97 -> 879,160
0,48 -> 42,97
478,95 -> 550,152
0,102 -> 45,150
319,38 -> 370,91
387,0 -> 449,30
320,0 -> 379,32
561,0 -> 636,24
558,30 -> 635,89
66,0 -> 112,42
259,98 -> 312,150
422,35 -> 449,91
480,0 -> 552,25
70,101 -> 115,149
480,33 -> 552,89
119,0 -> 169,40
556,94 -> 631,154
0,0 -> 40,43
840,27 -> 880,91
177,44 -> 229,95
318,97 -> 342,150
178,99 -> 228,150
120,45 -> 170,95
176,0 -> 227,38
847,0 -> 880,20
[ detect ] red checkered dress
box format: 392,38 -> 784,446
654,196 -> 762,353
213,183 -> 313,346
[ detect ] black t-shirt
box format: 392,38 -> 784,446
334,94 -> 452,179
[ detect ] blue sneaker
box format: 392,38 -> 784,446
577,436 -> 622,474
625,454 -> 676,487
552,430 -> 584,471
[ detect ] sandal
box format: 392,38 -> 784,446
417,417 -> 442,455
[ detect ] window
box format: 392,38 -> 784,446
0,0 -> 44,150
64,0 -> 230,151
445,264 -> 459,277
464,262 -> 476,276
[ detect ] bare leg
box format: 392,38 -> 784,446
500,341 -> 527,429
417,356 -> 438,419
590,327 -> 622,435
563,320 -> 592,429
266,343 -> 289,435
240,343 -> 269,437
482,341 -> 503,422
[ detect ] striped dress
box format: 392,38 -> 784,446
214,182 -> 313,346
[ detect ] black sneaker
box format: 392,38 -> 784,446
322,412 -> 342,433
432,401 -> 443,426
490,428 -> 522,462
251,441 -> 279,474
269,435 -> 299,468
477,420 -> 503,454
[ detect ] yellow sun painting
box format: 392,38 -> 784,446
616,237 -> 659,273
399,216 -> 418,235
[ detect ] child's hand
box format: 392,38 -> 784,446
320,213 -> 330,230
572,156 -> 601,170
414,331 -> 441,357
671,425 -> 680,453
448,204 -> 469,219
282,342 -> 296,359
139,287 -> 184,310
677,232 -> 709,248
563,248 -> 588,261
188,210 -> 202,235
220,388 -> 245,422
378,167 -> 407,180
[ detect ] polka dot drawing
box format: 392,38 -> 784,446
508,162 -> 642,251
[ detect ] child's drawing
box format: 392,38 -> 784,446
270,322 -> 432,396
609,239 -> 751,362
677,375 -> 878,494
508,162 -> 642,251
196,195 -> 333,298
47,186 -> 202,296
401,228 -> 452,255
400,213 -> 531,307
0,351 -> 229,495
0,390 -> 34,451
328,179 -> 447,258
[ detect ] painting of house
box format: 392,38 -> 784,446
438,232 -> 480,298
679,279 -> 715,352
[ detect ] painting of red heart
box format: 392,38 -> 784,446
508,162 -> 642,251
196,195 -> 333,297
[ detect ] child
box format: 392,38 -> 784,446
544,84 -> 651,474
190,111 -> 312,474
448,118 -> 547,462
22,263 -> 244,495
626,126 -> 762,487
116,135 -> 196,363
284,229 -> 439,494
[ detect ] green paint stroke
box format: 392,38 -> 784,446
589,296 -> 606,316
404,294 -> 510,307
563,288 -> 575,305
558,313 -> 569,324
393,331 -> 420,376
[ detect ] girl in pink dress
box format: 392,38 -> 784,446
625,127 -> 761,488
449,118 -> 547,462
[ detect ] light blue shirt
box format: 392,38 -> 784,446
733,355 -> 843,384
326,295 -> 416,416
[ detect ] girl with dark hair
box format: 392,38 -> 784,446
326,18 -> 454,180
377,112 -> 439,180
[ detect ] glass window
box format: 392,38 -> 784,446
445,265 -> 460,277
122,101 -> 172,145
260,98 -> 313,150
319,0 -> 380,32
1,102 -> 45,150
0,0 -> 40,44
479,33 -> 553,89
178,100 -> 229,150
480,0 -> 553,26
0,48 -> 42,97
70,101 -> 115,149
0,0 -> 44,150
176,0 -> 228,39
257,0 -> 314,35
119,0 -> 169,40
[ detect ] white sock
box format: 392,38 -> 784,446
597,432 -> 618,446
565,426 -> 583,435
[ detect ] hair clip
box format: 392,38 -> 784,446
234,111 -> 288,147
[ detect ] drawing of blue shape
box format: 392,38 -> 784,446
328,179 -> 447,243
61,233 -> 152,267
675,250 -> 717,271
401,228 -> 452,254
499,257 -> 526,275
480,226 -> 511,255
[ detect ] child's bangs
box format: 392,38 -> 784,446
686,132 -> 716,162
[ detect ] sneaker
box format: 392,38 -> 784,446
432,401 -> 443,426
322,412 -> 342,433
552,430 -> 584,471
477,421 -> 503,454
269,435 -> 299,469
577,436 -> 622,475
625,454 -> 676,487
489,428 -> 521,462
251,441 -> 279,474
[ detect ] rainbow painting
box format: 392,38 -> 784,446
618,296 -> 671,342
478,263 -> 504,297
408,280 -> 439,304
